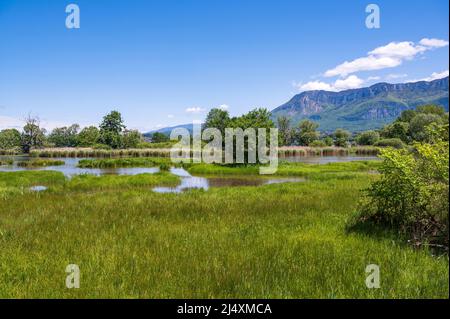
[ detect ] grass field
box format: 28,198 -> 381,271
0,161 -> 448,298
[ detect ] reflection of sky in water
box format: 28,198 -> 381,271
153,168 -> 305,193
0,156 -> 160,177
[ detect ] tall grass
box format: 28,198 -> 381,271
77,157 -> 175,170
16,159 -> 65,167
30,147 -> 172,158
278,146 -> 379,158
0,164 -> 447,298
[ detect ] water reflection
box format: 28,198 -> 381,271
0,156 -> 159,177
153,168 -> 305,193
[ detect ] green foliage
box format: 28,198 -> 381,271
122,130 -> 143,149
295,120 -> 319,146
323,136 -> 334,146
0,129 -> 21,149
99,110 -> 126,149
381,121 -> 410,143
276,116 -> 292,146
309,140 -> 327,147
333,129 -> 350,147
358,133 -> 449,251
21,116 -> 46,153
408,113 -> 444,142
48,124 -> 80,147
16,159 -> 65,167
373,138 -> 405,149
77,126 -> 100,147
204,108 -> 231,136
151,132 -> 170,143
356,130 -> 380,146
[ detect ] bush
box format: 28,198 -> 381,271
357,140 -> 449,252
374,138 -> 404,149
356,130 -> 380,145
309,140 -> 327,147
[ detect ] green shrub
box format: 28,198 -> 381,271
357,140 -> 449,252
309,140 -> 327,147
374,138 -> 405,149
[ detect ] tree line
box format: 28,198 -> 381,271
0,111 -> 145,153
275,104 -> 448,148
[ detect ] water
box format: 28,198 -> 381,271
30,185 -> 48,192
153,168 -> 305,193
0,156 -> 160,177
283,155 -> 380,164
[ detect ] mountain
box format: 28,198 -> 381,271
271,77 -> 449,132
144,123 -> 194,137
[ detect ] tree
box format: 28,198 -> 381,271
333,129 -> 350,147
396,109 -> 416,123
204,108 -> 231,136
99,110 -> 125,149
151,132 -> 169,143
409,113 -> 443,142
77,126 -> 100,147
21,115 -> 46,153
416,104 -> 446,117
0,129 -> 21,149
295,120 -> 319,146
277,116 -> 292,146
122,130 -> 142,148
356,130 -> 380,145
381,121 -> 410,143
48,124 -> 80,147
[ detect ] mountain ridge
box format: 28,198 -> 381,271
271,77 -> 449,131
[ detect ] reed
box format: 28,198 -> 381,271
16,159 -> 65,167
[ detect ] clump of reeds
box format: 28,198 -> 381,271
16,159 -> 65,167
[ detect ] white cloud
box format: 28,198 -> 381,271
419,38 -> 449,48
413,70 -> 449,82
167,114 -> 174,118
367,76 -> 381,81
294,80 -> 334,91
324,39 -> 448,78
185,107 -> 205,113
324,55 -> 402,77
368,41 -> 426,59
295,75 -> 365,92
218,104 -> 229,110
333,75 -> 365,90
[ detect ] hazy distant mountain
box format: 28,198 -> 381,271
144,123 -> 194,137
148,77 -> 448,135
271,77 -> 449,132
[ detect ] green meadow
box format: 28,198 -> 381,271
0,160 -> 448,298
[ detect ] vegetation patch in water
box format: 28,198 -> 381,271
0,159 -> 13,166
16,159 -> 65,167
77,157 -> 172,170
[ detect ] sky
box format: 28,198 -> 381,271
0,0 -> 448,132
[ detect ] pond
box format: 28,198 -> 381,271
153,168 -> 306,193
0,156 -> 160,177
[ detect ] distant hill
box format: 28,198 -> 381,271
271,77 -> 449,132
144,123 -> 194,137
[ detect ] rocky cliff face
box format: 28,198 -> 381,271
271,77 -> 449,131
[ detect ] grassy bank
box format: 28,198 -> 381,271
77,157 -> 173,170
0,159 -> 13,166
16,159 -> 65,167
0,162 -> 447,298
27,146 -> 380,158
30,147 -> 172,158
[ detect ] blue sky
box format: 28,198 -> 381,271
0,0 -> 448,132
